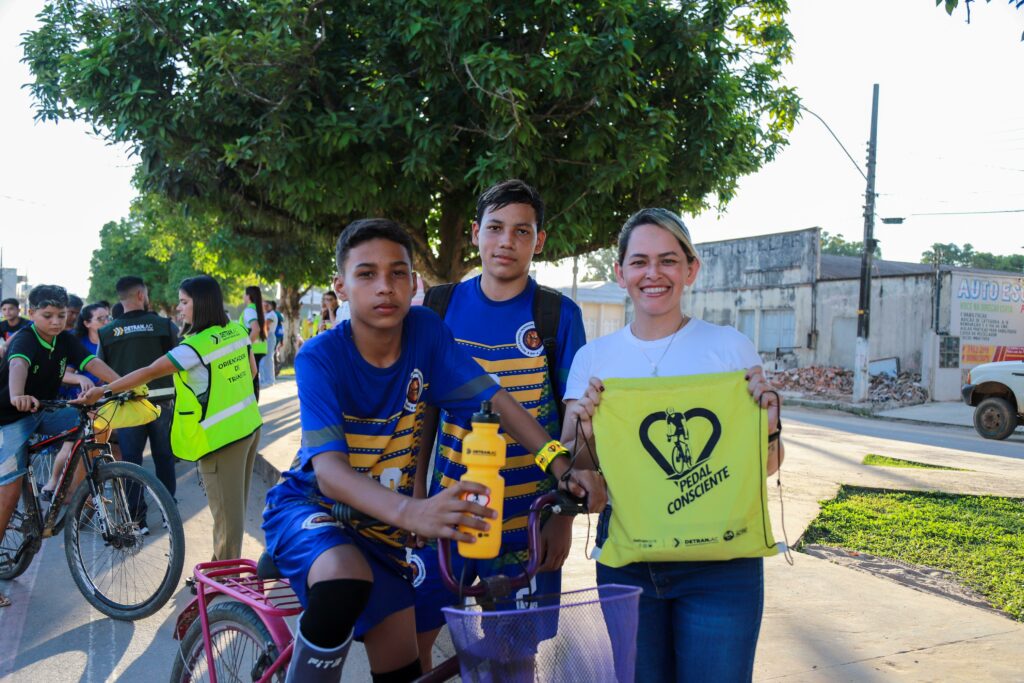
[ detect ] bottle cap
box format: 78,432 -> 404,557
472,400 -> 500,424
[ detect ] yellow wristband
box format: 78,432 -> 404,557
535,440 -> 569,473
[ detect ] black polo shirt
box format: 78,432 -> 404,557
97,310 -> 179,399
0,326 -> 94,425
0,317 -> 30,342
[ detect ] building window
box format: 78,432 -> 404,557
758,309 -> 795,354
702,309 -> 732,326
737,310 -> 755,342
939,336 -> 960,369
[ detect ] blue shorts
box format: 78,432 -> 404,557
261,500 -> 416,639
412,542 -> 562,635
0,408 -> 77,486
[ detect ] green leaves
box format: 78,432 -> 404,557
27,0 -> 799,284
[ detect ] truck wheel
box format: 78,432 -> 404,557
974,397 -> 1017,440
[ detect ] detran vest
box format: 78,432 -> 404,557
239,304 -> 268,355
171,322 -> 262,461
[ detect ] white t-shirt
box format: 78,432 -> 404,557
167,345 -> 210,396
564,318 -> 762,401
264,309 -> 278,339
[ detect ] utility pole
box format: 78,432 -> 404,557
853,84 -> 880,402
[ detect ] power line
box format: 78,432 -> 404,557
910,208 -> 1024,217
799,105 -> 868,182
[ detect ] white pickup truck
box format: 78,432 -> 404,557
961,361 -> 1024,440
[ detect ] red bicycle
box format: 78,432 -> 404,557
170,491 -> 640,682
0,392 -> 185,620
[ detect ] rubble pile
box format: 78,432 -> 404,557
767,366 -> 928,406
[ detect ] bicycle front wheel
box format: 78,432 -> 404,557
64,462 -> 185,620
170,601 -> 283,683
0,476 -> 40,580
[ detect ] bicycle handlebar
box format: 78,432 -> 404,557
331,490 -> 587,600
37,390 -> 139,412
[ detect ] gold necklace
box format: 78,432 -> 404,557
636,317 -> 687,377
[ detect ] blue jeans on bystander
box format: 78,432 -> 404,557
597,557 -> 764,682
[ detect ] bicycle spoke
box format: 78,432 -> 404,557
70,472 -> 176,611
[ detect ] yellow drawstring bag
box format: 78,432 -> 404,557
93,387 -> 161,431
592,371 -> 779,567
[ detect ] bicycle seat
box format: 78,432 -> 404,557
256,552 -> 283,580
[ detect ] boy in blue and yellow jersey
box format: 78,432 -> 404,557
411,179 -> 587,668
261,219 -> 605,683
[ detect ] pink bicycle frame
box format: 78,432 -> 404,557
175,558 -> 302,683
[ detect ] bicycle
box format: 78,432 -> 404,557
170,490 -> 641,682
0,392 -> 185,620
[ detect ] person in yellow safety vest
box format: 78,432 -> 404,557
240,286 -> 268,400
80,275 -> 263,562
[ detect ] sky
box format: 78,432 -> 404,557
1,0 -> 1022,296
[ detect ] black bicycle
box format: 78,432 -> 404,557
0,392 -> 185,620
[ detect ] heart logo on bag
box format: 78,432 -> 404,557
638,407 -> 722,480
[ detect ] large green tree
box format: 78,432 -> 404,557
89,191 -> 332,362
25,0 -> 799,284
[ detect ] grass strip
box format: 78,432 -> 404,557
800,486 -> 1024,620
862,453 -> 965,471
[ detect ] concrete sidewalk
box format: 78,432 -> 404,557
253,378 -> 1024,681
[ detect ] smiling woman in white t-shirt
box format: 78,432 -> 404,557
562,208 -> 784,683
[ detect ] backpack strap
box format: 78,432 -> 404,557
533,284 -> 565,425
423,283 -> 457,320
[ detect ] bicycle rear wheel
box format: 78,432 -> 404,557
0,476 -> 40,580
170,601 -> 283,683
64,461 -> 184,620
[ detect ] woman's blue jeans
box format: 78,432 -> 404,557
597,557 -> 764,682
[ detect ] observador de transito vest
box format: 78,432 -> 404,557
170,322 -> 262,462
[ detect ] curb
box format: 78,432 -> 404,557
784,397 -> 979,431
254,451 -> 283,490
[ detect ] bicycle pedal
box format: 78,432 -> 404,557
185,576 -> 197,595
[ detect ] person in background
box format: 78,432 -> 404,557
64,294 -> 83,331
0,298 -> 29,343
260,299 -> 279,388
317,290 -> 339,334
81,275 -> 261,561
98,277 -> 180,515
0,299 -> 30,361
267,300 -> 285,375
241,286 -> 268,398
73,303 -> 110,367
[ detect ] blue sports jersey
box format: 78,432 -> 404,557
428,276 -> 586,546
266,307 -> 499,550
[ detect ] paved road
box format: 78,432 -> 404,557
0,458 -> 270,683
786,406 -> 1024,460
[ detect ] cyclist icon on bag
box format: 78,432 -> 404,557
665,407 -> 692,474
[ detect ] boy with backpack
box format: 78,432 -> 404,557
411,179 -> 587,667
261,218 -> 604,682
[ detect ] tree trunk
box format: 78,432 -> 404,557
277,282 -> 306,367
411,192 -> 480,286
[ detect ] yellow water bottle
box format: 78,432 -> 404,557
457,400 -> 505,559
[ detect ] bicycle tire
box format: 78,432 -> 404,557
64,461 -> 185,620
170,601 -> 283,683
0,476 -> 40,580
